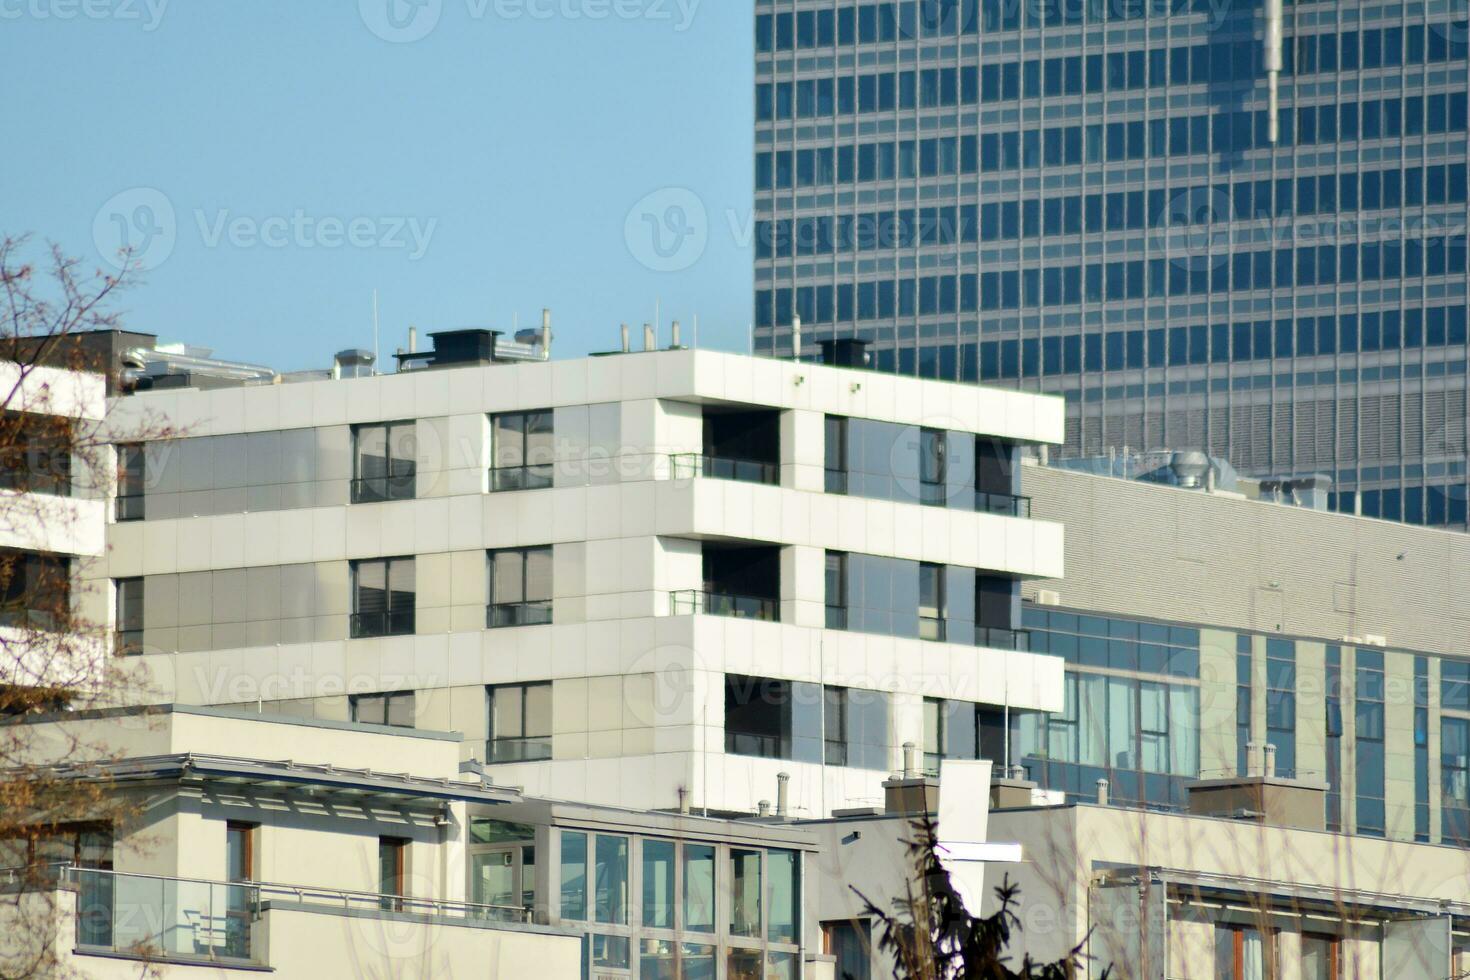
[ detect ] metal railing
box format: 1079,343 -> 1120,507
976,627 -> 1031,651
487,601 -> 553,628
670,589 -> 779,622
489,464 -> 554,492
349,609 -> 416,638
975,491 -> 1032,518
350,473 -> 417,504
669,453 -> 779,486
58,865 -> 532,965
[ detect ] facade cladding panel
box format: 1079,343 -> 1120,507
753,0 -> 1470,528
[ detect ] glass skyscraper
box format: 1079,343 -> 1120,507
753,0 -> 1470,527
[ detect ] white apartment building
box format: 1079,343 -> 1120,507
0,358 -> 110,698
91,331 -> 1068,819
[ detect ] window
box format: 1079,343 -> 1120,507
767,849 -> 799,944
683,843 -> 715,933
350,557 -> 415,638
642,839 -> 675,929
0,412 -> 71,497
378,837 -> 408,911
491,411 -> 554,491
1265,639 -> 1296,775
222,822 -> 256,957
351,422 -> 416,503
823,919 -> 872,980
1300,933 -> 1340,980
487,547 -> 553,627
824,551 -> 847,628
114,577 -> 143,656
560,830 -> 588,921
725,675 -> 792,759
226,822 -> 256,883
918,563 -> 946,641
1355,650 -> 1387,836
824,415 -> 849,493
918,428 -> 946,504
115,443 -> 145,520
1215,924 -> 1275,980
824,687 -> 849,766
488,682 -> 552,762
594,834 -> 628,924
350,690 -> 415,728
730,848 -> 762,937
0,550 -> 69,632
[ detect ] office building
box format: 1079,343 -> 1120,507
753,0 -> 1470,528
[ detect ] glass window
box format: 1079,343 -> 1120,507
350,557 -> 415,638
825,415 -> 849,493
825,551 -> 848,628
681,943 -> 716,980
116,443 -> 146,520
491,411 -> 554,491
824,687 -> 849,766
683,844 -> 715,933
114,577 -> 143,655
728,949 -> 763,980
594,834 -> 628,924
918,562 -> 946,641
378,836 -> 407,907
488,682 -> 552,762
730,848 -> 762,937
351,421 -> 416,503
592,934 -> 629,969
1300,934 -> 1337,980
767,849 -> 799,943
918,428 -> 946,504
487,546 -> 554,627
350,690 -> 415,728
559,830 -> 587,921
642,839 -> 675,928
823,920 -> 872,980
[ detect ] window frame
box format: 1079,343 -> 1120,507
487,681 -> 553,763
349,556 -> 416,638
350,421 -> 417,504
349,690 -> 416,729
115,443 -> 146,520
487,546 -> 554,628
490,410 -> 555,492
918,562 -> 947,641
113,577 -> 144,656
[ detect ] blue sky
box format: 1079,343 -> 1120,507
0,0 -> 754,368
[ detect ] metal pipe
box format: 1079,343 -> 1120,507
776,772 -> 790,817
620,323 -> 631,353
643,323 -> 655,352
791,315 -> 802,360
902,741 -> 916,778
1264,0 -> 1284,143
541,308 -> 552,354
671,320 -> 681,348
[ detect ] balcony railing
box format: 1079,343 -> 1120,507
56,865 -> 532,966
976,491 -> 1032,518
725,731 -> 787,759
669,453 -> 779,486
350,609 -> 416,638
490,464 -> 553,493
350,473 -> 416,504
670,589 -> 779,622
487,601 -> 553,629
977,627 -> 1031,651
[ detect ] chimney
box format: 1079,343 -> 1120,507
671,320 -> 682,349
1096,778 -> 1109,806
775,772 -> 790,818
1263,743 -> 1277,779
408,325 -> 418,354
902,741 -> 917,779
620,323 -> 631,354
541,308 -> 552,353
643,323 -> 656,352
757,800 -> 771,818
677,786 -> 690,814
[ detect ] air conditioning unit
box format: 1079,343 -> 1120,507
1035,589 -> 1062,607
1362,634 -> 1388,648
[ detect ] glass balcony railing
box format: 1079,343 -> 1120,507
670,589 -> 779,622
350,472 -> 417,504
58,865 -> 533,967
976,627 -> 1031,651
976,491 -> 1032,518
350,609 -> 416,638
669,453 -> 779,486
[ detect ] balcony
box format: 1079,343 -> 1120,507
53,865 -> 532,968
670,453 -> 778,486
976,491 -> 1032,518
670,589 -> 779,622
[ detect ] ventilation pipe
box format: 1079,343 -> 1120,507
902,741 -> 917,779
671,320 -> 682,349
408,326 -> 418,354
791,315 -> 802,360
1096,778 -> 1109,806
757,800 -> 771,818
1264,0 -> 1284,143
1264,743 -> 1277,779
620,323 -> 631,353
775,772 -> 790,817
541,308 -> 552,353
643,323 -> 656,351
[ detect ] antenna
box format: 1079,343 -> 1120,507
372,290 -> 380,373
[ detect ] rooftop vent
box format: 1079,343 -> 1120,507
333,349 -> 375,379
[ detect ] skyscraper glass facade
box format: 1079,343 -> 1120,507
753,0 -> 1470,526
